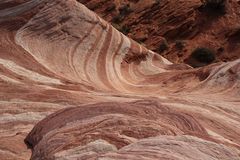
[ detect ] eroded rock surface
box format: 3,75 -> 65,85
79,0 -> 240,64
0,0 -> 240,160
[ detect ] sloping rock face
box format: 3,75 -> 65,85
79,0 -> 240,64
0,0 -> 240,160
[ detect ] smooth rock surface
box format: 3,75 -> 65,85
0,0 -> 239,160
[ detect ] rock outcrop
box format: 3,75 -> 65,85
79,0 -> 240,65
0,0 -> 239,160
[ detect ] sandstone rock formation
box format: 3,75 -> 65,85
0,0 -> 240,160
79,0 -> 240,65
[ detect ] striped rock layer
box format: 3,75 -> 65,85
0,0 -> 240,160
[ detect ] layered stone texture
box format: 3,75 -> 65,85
0,0 -> 239,160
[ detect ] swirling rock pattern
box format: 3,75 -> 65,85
0,0 -> 240,160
